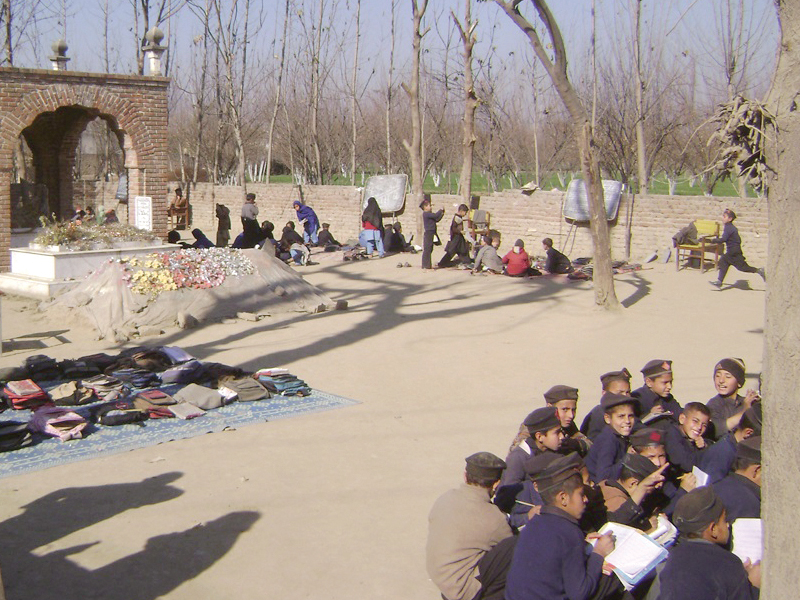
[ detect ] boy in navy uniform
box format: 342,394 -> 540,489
631,360 -> 682,429
581,368 -> 632,441
706,358 -> 760,440
657,487 -> 760,599
504,456 -> 625,600
585,393 -> 638,482
500,407 -> 563,488
426,452 -> 515,600
664,402 -> 711,474
420,198 -> 444,270
713,436 -> 761,522
598,453 -> 668,532
544,385 -> 592,456
709,208 -> 765,288
700,404 -> 761,484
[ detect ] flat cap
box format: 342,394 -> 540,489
523,406 -> 561,434
600,392 -> 638,412
600,368 -> 632,388
622,453 -> 659,481
736,436 -> 762,463
630,427 -> 666,449
465,452 -> 506,480
523,451 -> 561,478
544,385 -> 579,404
532,452 -> 583,484
642,360 -> 673,379
714,358 -> 746,387
673,487 -> 725,535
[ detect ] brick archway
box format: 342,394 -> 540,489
0,68 -> 169,271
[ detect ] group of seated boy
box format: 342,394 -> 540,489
426,358 -> 763,600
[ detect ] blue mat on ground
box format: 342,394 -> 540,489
0,390 -> 359,479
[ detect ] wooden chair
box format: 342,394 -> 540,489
675,219 -> 723,273
168,204 -> 189,230
467,209 -> 491,242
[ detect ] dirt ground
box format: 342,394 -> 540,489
0,251 -> 765,600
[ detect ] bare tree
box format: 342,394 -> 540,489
453,0 -> 478,203
386,0 -> 397,173
130,0 -> 185,75
482,0 -> 618,308
266,0 -> 291,183
349,0 -> 361,185
632,0 -> 648,192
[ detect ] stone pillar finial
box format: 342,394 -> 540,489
143,27 -> 167,76
49,39 -> 69,71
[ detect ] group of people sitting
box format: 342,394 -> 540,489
70,205 -> 119,226
427,358 -> 763,600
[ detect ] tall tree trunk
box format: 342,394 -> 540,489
350,0 -> 361,185
310,0 -> 325,184
386,0 -> 397,174
491,0 -> 619,309
1,0 -> 11,66
633,0 -> 648,192
453,0 -> 478,204
763,1 -> 800,596
267,0 -> 290,184
403,0 -> 429,239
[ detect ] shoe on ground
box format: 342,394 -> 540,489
397,262 -> 403,268
404,262 -> 411,268
709,280 -> 722,288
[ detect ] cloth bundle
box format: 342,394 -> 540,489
49,381 -> 97,406
255,371 -> 311,396
110,368 -> 161,388
219,377 -> 270,402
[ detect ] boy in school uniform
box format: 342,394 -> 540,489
709,208 -> 765,288
500,407 -> 564,488
657,487 -> 760,600
504,456 -> 625,600
420,199 -> 445,270
426,452 -> 516,600
631,360 -> 682,429
544,385 -> 592,456
581,368 -> 632,440
712,436 -> 761,522
598,453 -> 669,532
585,393 -> 638,483
438,204 -> 472,268
664,402 -> 711,475
700,404 -> 761,484
706,358 -> 760,440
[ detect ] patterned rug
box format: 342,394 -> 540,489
0,390 -> 359,479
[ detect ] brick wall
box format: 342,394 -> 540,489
173,182 -> 769,263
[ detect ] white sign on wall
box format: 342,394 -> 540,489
134,196 -> 153,230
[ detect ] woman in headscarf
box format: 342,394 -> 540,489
292,200 -> 320,245
191,228 -> 215,249
359,197 -> 385,257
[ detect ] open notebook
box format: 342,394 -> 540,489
593,522 -> 668,589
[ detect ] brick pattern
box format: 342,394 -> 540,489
0,67 -> 169,271
170,182 -> 769,263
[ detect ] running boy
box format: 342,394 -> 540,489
709,208 -> 765,287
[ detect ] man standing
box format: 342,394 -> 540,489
241,193 -> 260,249
426,452 -> 516,600
709,208 -> 765,287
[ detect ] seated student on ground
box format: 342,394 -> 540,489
581,368 -> 633,441
541,237 -> 573,274
657,487 -> 760,600
504,457 -> 623,600
502,240 -> 539,277
664,402 -> 711,475
500,407 -> 564,490
706,358 -> 760,441
190,228 -> 215,249
544,385 -> 591,456
426,452 -> 515,600
700,403 -> 761,484
631,360 -> 682,430
472,235 -> 503,274
384,222 -> 414,254
279,222 -> 308,265
712,436 -> 761,523
317,222 -> 341,249
586,393 -> 638,483
599,453 -> 668,532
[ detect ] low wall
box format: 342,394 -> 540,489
166,182 -> 769,263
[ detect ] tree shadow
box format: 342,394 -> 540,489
0,472 -> 260,600
619,272 -> 652,308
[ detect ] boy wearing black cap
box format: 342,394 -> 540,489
631,360 -> 682,428
706,358 -> 760,440
426,452 -> 515,600
700,404 -> 761,484
712,437 -> 761,522
544,385 -> 592,456
657,487 -> 760,599
664,402 -> 711,474
598,453 -> 669,531
709,208 -> 765,288
420,199 -> 444,270
500,407 -> 564,488
581,368 -> 632,440
585,393 -> 638,483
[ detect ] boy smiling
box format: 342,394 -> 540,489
585,393 -> 638,482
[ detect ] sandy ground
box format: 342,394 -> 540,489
0,250 -> 766,600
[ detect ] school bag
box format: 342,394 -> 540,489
29,406 -> 87,442
0,421 -> 33,452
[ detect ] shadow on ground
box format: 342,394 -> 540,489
0,472 -> 259,600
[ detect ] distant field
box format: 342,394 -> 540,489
264,172 -> 754,198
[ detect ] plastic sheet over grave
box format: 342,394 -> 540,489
42,249 -> 334,340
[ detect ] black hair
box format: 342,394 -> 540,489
619,465 -> 641,483
167,230 -> 181,244
738,412 -> 761,436
733,456 -> 760,471
539,472 -> 583,505
542,237 -> 554,248
465,471 -> 500,489
246,193 -> 256,201
683,402 -> 711,418
458,203 -> 469,213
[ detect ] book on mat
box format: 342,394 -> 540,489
731,518 -> 762,564
593,522 -> 668,588
5,379 -> 44,396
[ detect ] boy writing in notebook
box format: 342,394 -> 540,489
585,393 -> 638,483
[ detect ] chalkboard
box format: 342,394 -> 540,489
361,174 -> 408,213
563,179 -> 623,221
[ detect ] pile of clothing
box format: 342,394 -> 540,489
0,347 -> 313,451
